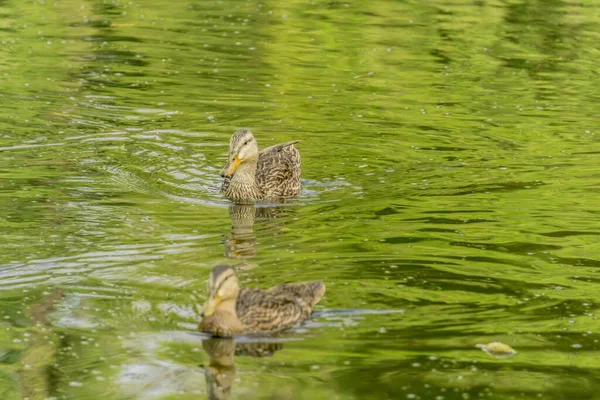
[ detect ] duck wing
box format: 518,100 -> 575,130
269,281 -> 325,308
236,287 -> 309,334
256,141 -> 301,198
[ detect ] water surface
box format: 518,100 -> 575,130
1,0 -> 600,399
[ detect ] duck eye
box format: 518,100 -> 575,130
244,141 -> 248,145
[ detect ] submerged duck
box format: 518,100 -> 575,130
220,129 -> 301,203
198,265 -> 325,337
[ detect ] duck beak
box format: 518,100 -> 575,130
202,295 -> 221,317
221,156 -> 241,178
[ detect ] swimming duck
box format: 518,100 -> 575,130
198,265 -> 325,337
220,129 -> 301,203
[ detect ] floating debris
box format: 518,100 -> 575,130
476,342 -> 517,359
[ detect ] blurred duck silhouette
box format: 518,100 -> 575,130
198,265 -> 325,337
223,205 -> 257,260
223,204 -> 288,260
202,338 -> 283,400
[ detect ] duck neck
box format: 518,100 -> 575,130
218,298 -> 238,316
227,158 -> 262,201
232,158 -> 257,184
199,296 -> 244,337
213,298 -> 244,335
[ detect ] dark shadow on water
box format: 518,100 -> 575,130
223,205 -> 258,260
223,204 -> 287,260
202,338 -> 283,400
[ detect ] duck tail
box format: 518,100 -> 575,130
306,281 -> 326,307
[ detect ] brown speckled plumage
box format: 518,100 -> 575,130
220,129 -> 301,203
198,265 -> 325,337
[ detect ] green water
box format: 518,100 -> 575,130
1,0 -> 600,398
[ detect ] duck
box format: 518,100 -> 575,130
220,129 -> 301,203
198,265 -> 325,337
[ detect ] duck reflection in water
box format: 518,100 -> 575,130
223,204 -> 287,260
202,338 -> 283,400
